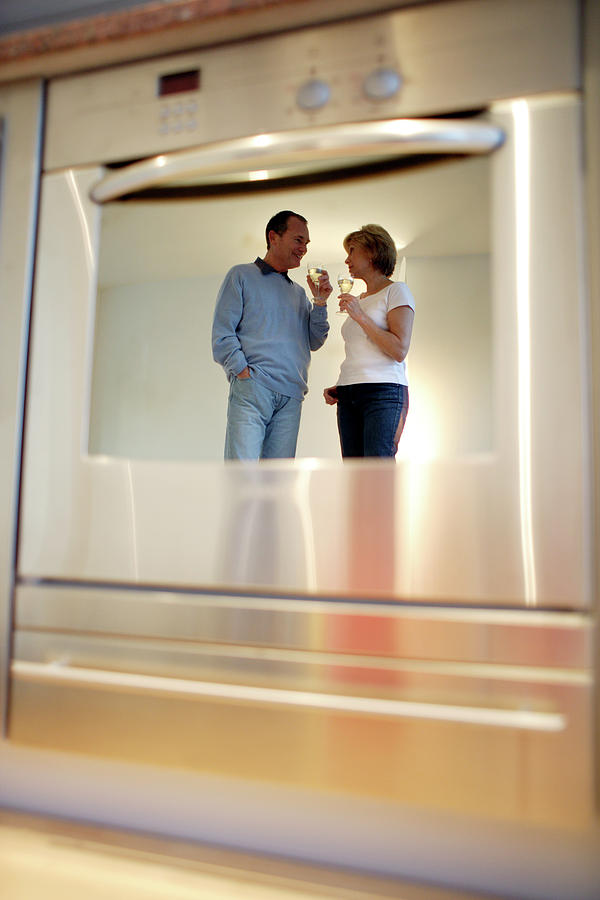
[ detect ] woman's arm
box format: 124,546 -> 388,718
343,297 -> 414,362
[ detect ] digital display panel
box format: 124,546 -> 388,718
158,69 -> 200,96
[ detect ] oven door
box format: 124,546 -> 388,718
17,95 -> 590,609
9,587 -> 595,829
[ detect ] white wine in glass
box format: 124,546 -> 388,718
336,273 -> 354,313
307,262 -> 325,299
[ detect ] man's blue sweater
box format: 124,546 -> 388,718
212,259 -> 329,400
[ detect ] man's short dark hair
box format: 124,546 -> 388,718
265,210 -> 307,248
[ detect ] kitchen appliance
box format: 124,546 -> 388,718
4,0 -> 597,894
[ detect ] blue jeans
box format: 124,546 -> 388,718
336,383 -> 409,458
224,376 -> 303,460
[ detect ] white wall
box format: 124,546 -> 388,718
88,156 -> 492,462
90,253 -> 490,462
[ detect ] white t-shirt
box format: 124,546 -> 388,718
336,281 -> 415,386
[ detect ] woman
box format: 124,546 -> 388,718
324,224 -> 415,458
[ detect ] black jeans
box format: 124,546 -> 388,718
336,383 -> 409,458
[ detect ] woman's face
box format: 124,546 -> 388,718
344,242 -> 374,279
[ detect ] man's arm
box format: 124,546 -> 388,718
308,303 -> 330,351
211,269 -> 249,378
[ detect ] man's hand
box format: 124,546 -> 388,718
307,270 -> 333,305
236,366 -> 251,379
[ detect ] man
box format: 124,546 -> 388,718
212,210 -> 331,460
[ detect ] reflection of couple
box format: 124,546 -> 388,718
211,210 -> 415,461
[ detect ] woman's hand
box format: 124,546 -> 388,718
323,386 -> 338,406
338,293 -> 364,320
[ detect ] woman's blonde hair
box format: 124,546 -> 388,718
343,224 -> 397,277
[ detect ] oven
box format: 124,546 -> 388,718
4,0 -> 598,893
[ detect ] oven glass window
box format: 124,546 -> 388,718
88,156 -> 492,461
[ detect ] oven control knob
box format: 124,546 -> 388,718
296,79 -> 331,110
363,68 -> 402,100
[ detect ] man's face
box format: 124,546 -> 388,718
268,216 -> 310,270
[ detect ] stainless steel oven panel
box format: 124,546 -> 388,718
10,586 -> 594,827
13,584 -> 593,670
18,95 -> 592,608
12,630 -> 591,700
0,79 -> 43,732
43,0 -> 578,172
9,670 -> 591,828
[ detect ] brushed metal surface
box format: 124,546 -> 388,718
18,97 -> 592,608
9,660 -> 592,826
13,584 -> 593,668
43,0 -> 579,171
11,660 -> 570,731
10,583 -> 594,825
89,118 -> 504,201
584,0 -> 600,821
0,80 -> 44,735
1,2 -> 599,894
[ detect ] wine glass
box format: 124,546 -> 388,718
336,273 -> 354,314
307,262 -> 325,299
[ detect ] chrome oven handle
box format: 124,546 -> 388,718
89,118 -> 505,202
12,660 -> 564,732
